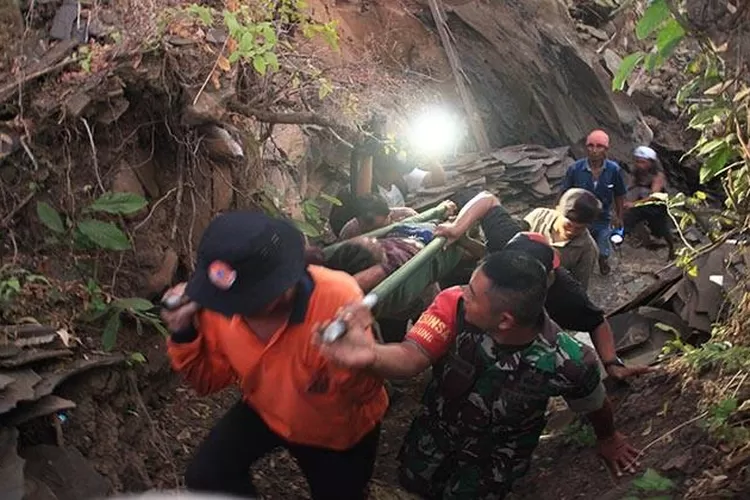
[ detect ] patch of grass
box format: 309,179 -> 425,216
662,339 -> 750,373
622,468 -> 675,500
561,419 -> 596,447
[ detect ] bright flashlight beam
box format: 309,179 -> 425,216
407,108 -> 462,158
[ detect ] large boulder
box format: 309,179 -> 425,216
441,0 -> 647,161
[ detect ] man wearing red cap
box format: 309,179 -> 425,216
562,129 -> 627,275
316,246 -> 638,499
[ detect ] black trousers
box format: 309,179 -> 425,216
185,400 -> 381,499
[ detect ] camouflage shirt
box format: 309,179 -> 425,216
400,287 -> 605,500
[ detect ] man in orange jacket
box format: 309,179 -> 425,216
161,211 -> 388,500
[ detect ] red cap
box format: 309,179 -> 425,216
586,129 -> 610,148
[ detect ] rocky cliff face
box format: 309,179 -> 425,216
441,0 -> 648,160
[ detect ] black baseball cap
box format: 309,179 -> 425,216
185,211 -> 306,317
503,232 -> 561,273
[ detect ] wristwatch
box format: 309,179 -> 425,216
603,357 -> 626,368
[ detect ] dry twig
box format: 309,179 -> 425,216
0,191 -> 35,228
81,118 -> 106,193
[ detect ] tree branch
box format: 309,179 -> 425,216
228,101 -> 336,128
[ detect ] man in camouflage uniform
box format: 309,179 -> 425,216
316,234 -> 639,499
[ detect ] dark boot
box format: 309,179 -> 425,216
599,255 -> 611,275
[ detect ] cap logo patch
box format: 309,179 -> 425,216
208,260 -> 237,290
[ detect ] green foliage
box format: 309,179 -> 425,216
613,52 -> 645,90
224,13 -> 279,74
613,3 -> 749,211
186,4 -> 213,26
635,0 -> 671,40
37,202 -> 65,234
295,193 -> 341,238
87,192 -> 148,215
76,219 -> 131,250
82,281 -> 167,352
181,0 -> 339,77
77,46 -> 93,73
36,192 -> 145,252
0,265 -> 50,315
622,468 -> 675,499
704,397 -> 749,444
127,351 -> 148,366
662,338 -> 750,373
562,419 -> 596,447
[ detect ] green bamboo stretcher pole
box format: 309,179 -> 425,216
369,236 -> 447,302
323,202 -> 450,259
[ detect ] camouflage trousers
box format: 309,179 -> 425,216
397,413 -> 532,500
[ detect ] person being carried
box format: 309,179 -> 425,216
435,190 -> 654,381
316,250 -> 640,499
161,211 -> 387,500
524,187 -> 601,290
338,193 -> 418,240
326,221 -> 464,341
624,146 -> 675,260
562,129 -> 627,276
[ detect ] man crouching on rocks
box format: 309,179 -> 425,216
160,211 -> 387,499
316,248 -> 639,500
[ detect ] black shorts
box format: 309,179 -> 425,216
625,205 -> 671,239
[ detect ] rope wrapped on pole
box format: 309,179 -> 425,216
322,202 -> 452,259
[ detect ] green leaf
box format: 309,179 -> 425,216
113,297 -> 154,311
260,23 -> 277,48
700,145 -> 733,183
228,50 -> 241,64
102,311 -> 121,351
655,19 -> 686,58
129,351 -> 147,364
635,0 -> 671,40
632,468 -> 675,492
676,77 -> 702,106
697,138 -> 728,157
151,320 -> 169,337
36,202 -> 65,234
253,54 -> 267,75
294,218 -> 320,237
239,31 -> 255,54
77,219 -> 131,250
633,469 -> 673,492
654,322 -> 680,336
644,52 -> 664,73
263,51 -> 280,72
688,107 -> 726,130
319,193 -> 342,206
88,192 -> 148,215
318,78 -> 333,100
187,5 -> 214,26
223,11 -> 241,38
612,52 -> 645,91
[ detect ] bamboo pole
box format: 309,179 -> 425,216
370,236 -> 447,302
